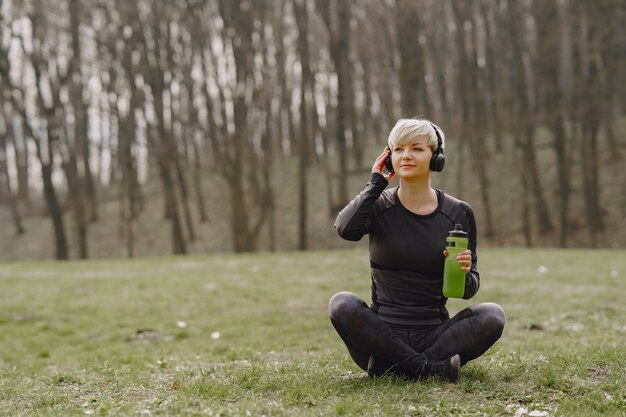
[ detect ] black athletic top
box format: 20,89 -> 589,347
335,173 -> 480,326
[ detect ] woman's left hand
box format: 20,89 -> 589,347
443,249 -> 472,273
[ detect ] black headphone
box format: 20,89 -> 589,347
385,123 -> 445,173
429,123 -> 446,172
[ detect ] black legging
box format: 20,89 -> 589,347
329,291 -> 505,378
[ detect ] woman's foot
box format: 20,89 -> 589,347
425,354 -> 461,382
367,354 -> 460,382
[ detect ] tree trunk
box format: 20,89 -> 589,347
154,90 -> 187,254
215,0 -> 272,252
165,24 -> 196,242
39,129 -> 69,260
581,122 -> 602,247
318,0 -> 351,211
598,0 -> 622,161
506,0 -> 553,236
524,126 -> 553,236
13,122 -> 30,202
142,2 -> 187,254
396,0 -> 428,116
1,32 -> 68,257
190,137 -> 208,223
347,57 -> 362,169
62,145 -> 88,259
293,0 -> 312,250
69,0 -> 97,224
0,120 -> 25,235
115,4 -> 144,257
535,0 -> 571,246
28,11 -> 71,260
173,149 -> 196,241
478,0 -> 504,153
513,134 -> 533,247
117,89 -> 138,257
184,68 -> 208,224
575,4 -> 605,247
263,101 -> 276,252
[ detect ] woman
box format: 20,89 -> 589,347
329,118 -> 505,382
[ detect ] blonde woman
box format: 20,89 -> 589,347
329,118 -> 505,382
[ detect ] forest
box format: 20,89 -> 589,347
0,0 -> 624,260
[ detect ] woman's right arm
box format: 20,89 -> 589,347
335,148 -> 394,241
334,173 -> 389,241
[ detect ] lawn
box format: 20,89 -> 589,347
0,248 -> 624,416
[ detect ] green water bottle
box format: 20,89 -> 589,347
443,224 -> 468,298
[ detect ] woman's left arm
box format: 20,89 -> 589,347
462,205 -> 480,299
443,204 -> 480,298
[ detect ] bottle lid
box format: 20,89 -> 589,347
448,224 -> 468,237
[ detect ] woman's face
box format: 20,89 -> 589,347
391,135 -> 433,179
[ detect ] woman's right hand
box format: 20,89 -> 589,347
372,147 -> 395,181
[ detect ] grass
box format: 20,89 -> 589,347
0,248 -> 624,416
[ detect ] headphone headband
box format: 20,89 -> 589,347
429,123 -> 445,172
429,123 -> 443,152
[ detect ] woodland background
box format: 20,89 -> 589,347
0,0 -> 624,261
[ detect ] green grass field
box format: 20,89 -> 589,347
0,248 -> 624,416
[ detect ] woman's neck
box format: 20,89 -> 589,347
398,178 -> 438,214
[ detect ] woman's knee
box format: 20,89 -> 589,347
473,302 -> 506,337
328,291 -> 366,320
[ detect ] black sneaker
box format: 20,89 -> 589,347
425,354 -> 461,382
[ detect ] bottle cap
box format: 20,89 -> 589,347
448,224 -> 468,238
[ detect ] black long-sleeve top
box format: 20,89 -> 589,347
335,173 -> 480,326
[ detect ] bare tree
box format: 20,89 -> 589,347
395,0 -> 429,117
293,0 -> 313,250
535,0 -> 571,246
505,0 -> 553,243
19,3 -> 72,259
212,0 -> 274,252
318,0 -> 352,211
0,103 -> 25,235
450,0 -> 495,238
142,0 -> 187,254
571,1 -> 607,247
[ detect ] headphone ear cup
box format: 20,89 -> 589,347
428,123 -> 445,172
430,152 -> 445,172
385,153 -> 394,173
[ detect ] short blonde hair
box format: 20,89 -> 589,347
387,118 -> 445,153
